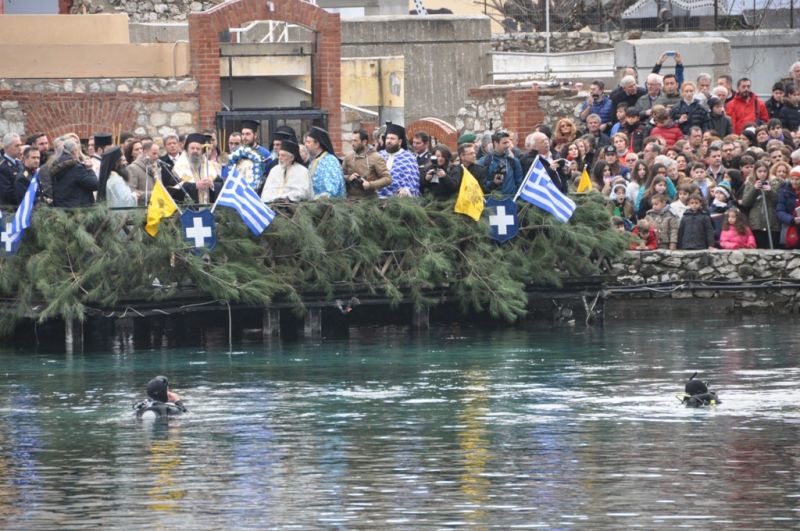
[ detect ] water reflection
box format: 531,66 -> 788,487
0,318 -> 798,527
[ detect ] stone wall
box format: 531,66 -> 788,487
456,85 -> 583,139
607,250 -> 800,312
0,78 -> 199,140
85,0 -> 224,22
493,30 -> 636,54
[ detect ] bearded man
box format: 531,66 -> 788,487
172,133 -> 221,203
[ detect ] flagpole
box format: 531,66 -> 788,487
513,155 -> 538,202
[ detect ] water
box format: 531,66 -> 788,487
1,318 -> 799,529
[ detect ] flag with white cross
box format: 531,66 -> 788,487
485,197 -> 519,244
180,209 -> 217,252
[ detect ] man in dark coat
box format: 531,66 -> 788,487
51,139 -> 98,208
14,146 -> 41,204
0,133 -> 23,206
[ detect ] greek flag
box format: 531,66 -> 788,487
1,171 -> 38,255
214,170 -> 275,236
515,157 -> 575,223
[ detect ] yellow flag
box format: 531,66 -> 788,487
576,166 -> 592,193
145,179 -> 178,237
454,167 -> 485,222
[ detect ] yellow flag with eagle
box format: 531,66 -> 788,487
454,167 -> 485,221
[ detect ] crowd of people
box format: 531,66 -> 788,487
2,56 -> 800,252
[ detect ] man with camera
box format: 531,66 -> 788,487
579,80 -> 614,132
342,129 -> 392,198
478,130 -> 523,195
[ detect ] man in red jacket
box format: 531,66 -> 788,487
725,78 -> 769,134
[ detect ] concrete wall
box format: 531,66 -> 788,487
0,14 -> 130,43
615,37 -> 732,89
341,15 -> 492,126
492,49 -> 615,84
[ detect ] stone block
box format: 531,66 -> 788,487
169,112 -> 192,127
162,102 -> 179,113
728,251 -> 745,265
150,112 -> 168,127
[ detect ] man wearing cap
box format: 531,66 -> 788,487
304,126 -> 345,198
265,125 -> 298,178
87,133 -> 112,179
261,139 -> 313,203
227,119 -> 270,194
342,129 -> 392,198
171,133 -> 221,203
377,123 -> 420,198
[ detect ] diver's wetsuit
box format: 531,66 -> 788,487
134,399 -> 187,418
681,376 -> 721,407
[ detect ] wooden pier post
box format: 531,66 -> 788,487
304,307 -> 322,338
65,319 -> 84,354
262,308 -> 281,338
411,306 -> 430,330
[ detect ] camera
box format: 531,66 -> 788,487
495,160 -> 507,177
350,174 -> 365,188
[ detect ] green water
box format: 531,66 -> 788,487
1,318 -> 799,529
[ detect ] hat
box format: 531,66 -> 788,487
625,106 -> 640,117
97,147 -> 124,202
714,181 -> 732,199
241,120 -> 260,133
278,139 -> 302,163
609,181 -> 627,199
94,133 -> 113,149
790,165 -> 800,177
603,145 -> 616,155
685,379 -> 708,396
184,133 -> 206,149
385,122 -> 406,141
457,132 -> 477,144
707,96 -> 722,108
742,129 -> 757,145
272,125 -> 297,144
146,376 -> 169,403
306,126 -> 336,156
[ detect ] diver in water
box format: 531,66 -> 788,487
134,375 -> 187,419
679,372 -> 721,407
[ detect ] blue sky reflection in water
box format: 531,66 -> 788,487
0,317 -> 799,529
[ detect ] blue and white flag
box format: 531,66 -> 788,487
214,170 -> 275,236
514,157 -> 575,223
1,171 -> 39,256
180,209 -> 217,251
485,197 -> 518,244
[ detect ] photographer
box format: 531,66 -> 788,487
579,80 -> 614,132
741,160 -> 780,248
342,129 -> 392,198
478,131 -> 523,195
420,145 -> 458,199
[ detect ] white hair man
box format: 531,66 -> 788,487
635,73 -> 663,118
0,133 -> 23,205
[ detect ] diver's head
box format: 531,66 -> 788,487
685,379 -> 708,396
146,376 -> 169,402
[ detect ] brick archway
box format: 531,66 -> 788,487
20,95 -> 138,141
406,118 -> 458,149
188,0 -> 342,152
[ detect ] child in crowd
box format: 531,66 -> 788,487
678,193 -> 716,250
611,216 -> 626,232
719,208 -> 757,249
629,219 -> 658,250
645,193 -> 679,250
607,180 -> 635,228
689,162 -> 715,202
709,181 -> 733,242
670,184 -> 694,220
637,175 -> 670,220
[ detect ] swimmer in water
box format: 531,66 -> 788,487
133,375 -> 187,419
678,372 -> 721,407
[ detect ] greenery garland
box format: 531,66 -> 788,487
0,193 -> 626,335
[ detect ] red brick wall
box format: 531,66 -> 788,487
0,89 -> 197,140
188,0 -> 342,153
406,118 -> 458,150
504,87 -> 546,147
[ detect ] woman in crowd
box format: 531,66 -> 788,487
775,166 -> 800,248
552,118 -> 578,153
741,160 -> 780,248
637,175 -> 670,220
123,139 -> 143,167
420,144 -> 458,199
628,160 -> 649,206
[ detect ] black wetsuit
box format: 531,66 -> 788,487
134,399 -> 187,418
682,391 -> 721,407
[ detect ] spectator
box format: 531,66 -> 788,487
671,183 -> 693,220
637,175 -> 670,219
592,160 -> 612,193
14,146 -> 41,204
479,130 -> 524,196
610,103 -> 628,135
602,145 -> 630,181
706,145 -> 726,183
0,133 -> 23,206
49,138 -> 98,208
678,193 -> 715,250
778,86 -> 800,133
707,97 -> 732,139
765,82 -> 785,120
98,147 -> 139,208
611,132 -> 631,161
610,75 -> 646,119
552,118 -> 578,153
652,51 -> 685,88
696,73 -> 713,99
671,81 -> 710,135
621,106 -> 647,153
719,208 -> 756,249
628,160 -> 649,205
726,78 -> 769,134
650,105 -> 684,147
583,114 -> 611,148
655,74 -> 682,108
645,193 -> 679,250
776,166 -> 800,248
630,219 -> 658,250
420,144 -> 458,199
741,161 -> 780,248
411,131 -> 432,176
770,160 -> 791,182
766,119 -> 795,149
606,179 -> 634,227
450,142 -> 487,196
342,129 -> 392,198
717,74 -> 734,104
635,73 -> 663,118
579,80 -> 614,131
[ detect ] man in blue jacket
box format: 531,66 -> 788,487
478,130 -> 523,195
